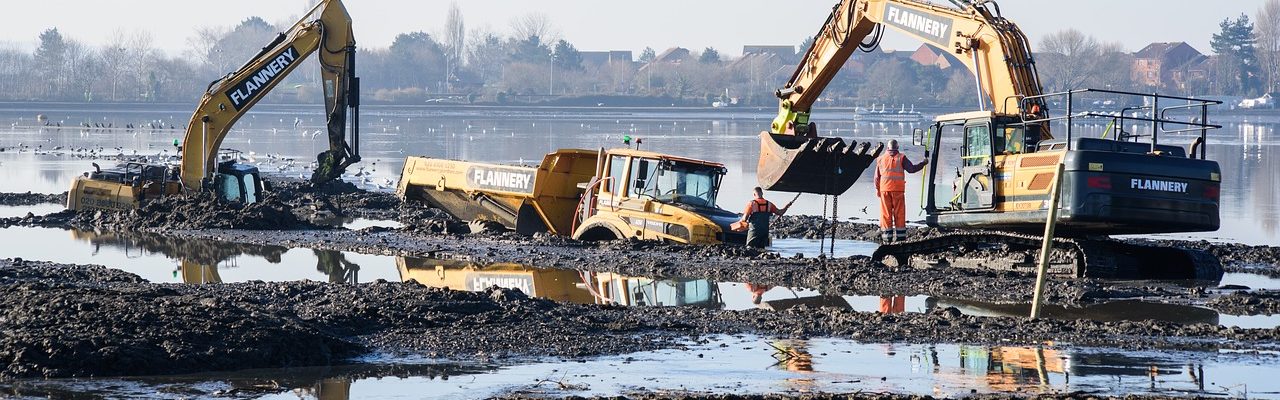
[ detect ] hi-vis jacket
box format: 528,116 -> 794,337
874,150 -> 926,193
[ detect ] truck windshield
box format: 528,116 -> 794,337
635,161 -> 722,208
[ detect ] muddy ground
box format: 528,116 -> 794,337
0,191 -> 65,207
3,182 -> 1279,315
1,258 -> 1276,381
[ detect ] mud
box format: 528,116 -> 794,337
771,215 -> 927,241
1207,290 -> 1280,316
0,192 -> 65,207
0,209 -> 75,229
1139,239 -> 1280,276
2,259 -> 1277,381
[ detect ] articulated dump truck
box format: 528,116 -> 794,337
397,148 -> 745,245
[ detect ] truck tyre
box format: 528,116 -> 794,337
574,223 -> 622,242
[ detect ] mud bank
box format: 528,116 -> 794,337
0,192 -> 65,206
1208,290 -> 1280,316
173,227 -> 1260,311
3,259 -> 1278,380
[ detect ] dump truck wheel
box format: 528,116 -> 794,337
574,224 -> 621,242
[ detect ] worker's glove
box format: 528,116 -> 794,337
924,150 -> 931,158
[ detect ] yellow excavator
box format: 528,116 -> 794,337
67,0 -> 361,211
764,0 -> 1223,279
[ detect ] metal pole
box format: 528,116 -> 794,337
1150,94 -> 1159,153
971,50 -> 986,112
1030,162 -> 1065,320
1199,105 -> 1208,160
1065,92 -> 1072,151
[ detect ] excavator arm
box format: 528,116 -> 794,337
179,0 -> 360,190
760,0 -> 1045,195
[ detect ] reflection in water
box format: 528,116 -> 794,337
15,336 -> 1263,399
63,229 -> 376,284
396,257 -> 722,308
879,296 -> 907,314
928,297 -> 1221,326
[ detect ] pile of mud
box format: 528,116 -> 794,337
69,189 -> 325,231
0,192 -> 65,207
5,259 -> 1277,379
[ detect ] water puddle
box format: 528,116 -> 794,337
8,335 -> 1278,399
341,218 -> 403,230
1,226 -> 1275,328
769,238 -> 877,258
0,203 -> 62,219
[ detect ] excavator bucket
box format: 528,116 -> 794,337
757,133 -> 883,195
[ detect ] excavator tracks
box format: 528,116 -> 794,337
871,230 -> 1223,280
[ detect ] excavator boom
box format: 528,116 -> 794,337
759,0 -> 1045,195
180,0 -> 360,190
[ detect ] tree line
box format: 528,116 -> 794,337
1,1 -> 1276,106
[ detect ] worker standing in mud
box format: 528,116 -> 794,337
875,139 -> 927,242
737,187 -> 792,248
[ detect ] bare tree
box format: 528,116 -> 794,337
1258,0 -> 1280,93
445,2 -> 466,66
100,30 -> 132,101
509,13 -> 558,44
1038,29 -> 1101,92
185,26 -> 228,71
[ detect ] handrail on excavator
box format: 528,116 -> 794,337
1018,88 -> 1221,158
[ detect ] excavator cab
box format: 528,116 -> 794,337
211,161 -> 263,204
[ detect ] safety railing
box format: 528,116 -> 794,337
1017,88 -> 1222,159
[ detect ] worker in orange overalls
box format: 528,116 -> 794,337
874,139 -> 928,242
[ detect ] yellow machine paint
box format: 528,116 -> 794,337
397,148 -> 744,245
67,0 -> 360,211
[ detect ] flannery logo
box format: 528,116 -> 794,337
224,46 -> 301,110
883,4 -> 954,45
467,166 -> 535,193
1130,178 -> 1188,193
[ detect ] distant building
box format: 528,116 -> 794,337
1132,42 -> 1205,89
742,45 -> 797,64
580,50 -> 634,66
907,44 -> 954,69
639,47 -> 691,73
653,47 -> 691,64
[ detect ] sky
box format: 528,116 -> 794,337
2,0 -> 1271,58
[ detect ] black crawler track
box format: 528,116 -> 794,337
872,230 -> 1223,280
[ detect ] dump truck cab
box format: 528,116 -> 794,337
573,148 -> 744,245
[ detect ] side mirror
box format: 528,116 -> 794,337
912,128 -> 925,146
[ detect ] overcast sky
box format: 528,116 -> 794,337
2,0 -> 1270,57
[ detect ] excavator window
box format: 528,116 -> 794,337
217,174 -> 243,202
995,126 -> 1026,155
241,174 -> 259,203
963,124 -> 992,167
